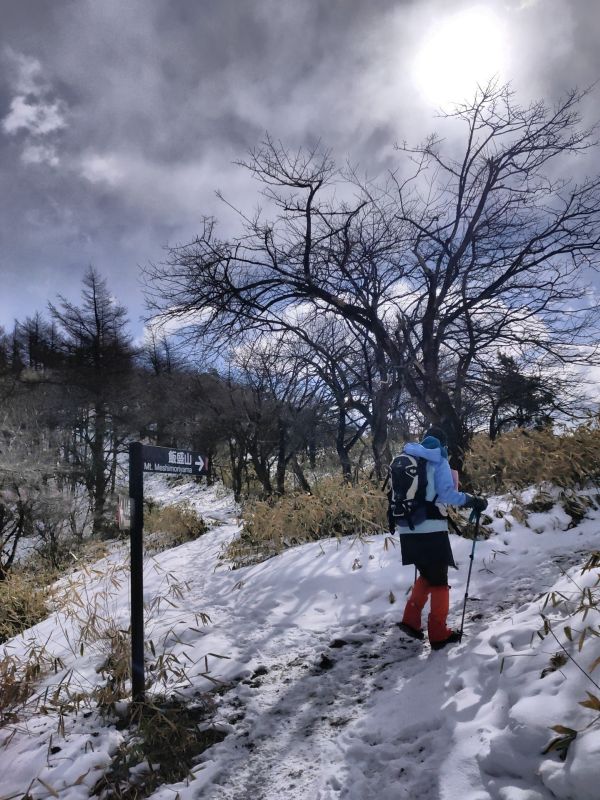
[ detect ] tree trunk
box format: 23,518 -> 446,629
206,447 -> 215,486
91,404 -> 108,537
276,420 -> 288,494
109,441 -> 118,495
248,440 -> 273,496
335,408 -> 353,482
228,438 -> 244,502
371,385 -> 393,480
308,422 -> 317,469
427,390 -> 470,474
290,455 -> 311,493
489,404 -> 501,441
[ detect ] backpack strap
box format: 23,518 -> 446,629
396,499 -> 417,531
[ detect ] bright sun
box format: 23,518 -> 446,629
412,6 -> 508,106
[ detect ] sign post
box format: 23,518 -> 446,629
128,443 -> 208,704
129,442 -> 145,703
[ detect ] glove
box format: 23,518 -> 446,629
464,494 -> 488,513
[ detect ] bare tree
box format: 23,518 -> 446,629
146,137 -> 407,476
282,316 -> 396,480
146,85 -> 600,471
383,82 -> 600,463
231,338 -> 321,494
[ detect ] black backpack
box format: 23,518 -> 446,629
388,453 -> 428,531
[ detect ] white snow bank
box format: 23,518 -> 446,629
143,475 -> 238,524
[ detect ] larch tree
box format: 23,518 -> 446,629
49,267 -> 135,536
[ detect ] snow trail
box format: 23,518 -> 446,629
199,619 -> 426,800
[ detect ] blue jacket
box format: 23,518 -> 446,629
395,442 -> 468,534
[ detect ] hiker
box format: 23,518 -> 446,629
389,426 -> 487,650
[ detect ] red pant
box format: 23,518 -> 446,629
402,574 -> 452,642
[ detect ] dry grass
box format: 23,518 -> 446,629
0,534 -> 117,646
143,502 -> 208,554
0,553 -> 213,731
465,424 -> 600,492
228,477 -> 388,567
0,572 -> 51,643
92,696 -> 226,800
0,642 -> 65,725
228,425 -> 600,567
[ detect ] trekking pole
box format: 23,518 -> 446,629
459,509 -> 480,642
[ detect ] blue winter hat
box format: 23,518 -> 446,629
421,434 -> 449,459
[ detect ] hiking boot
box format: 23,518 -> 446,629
430,631 -> 462,651
397,622 -> 425,640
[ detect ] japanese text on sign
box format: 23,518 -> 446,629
140,445 -> 207,476
168,450 -> 192,466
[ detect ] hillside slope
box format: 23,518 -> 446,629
1,481 -> 599,800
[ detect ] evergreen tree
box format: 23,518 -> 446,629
486,355 -> 558,439
49,267 -> 135,536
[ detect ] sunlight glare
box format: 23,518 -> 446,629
412,6 -> 508,106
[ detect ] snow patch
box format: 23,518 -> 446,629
1,479 -> 599,799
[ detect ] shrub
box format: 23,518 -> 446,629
42,562 -> 211,719
465,424 -> 600,493
0,645 -> 60,725
0,572 -> 50,643
143,503 -> 208,554
227,477 -> 389,568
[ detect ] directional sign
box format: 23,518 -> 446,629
141,445 -> 209,476
128,441 -> 209,704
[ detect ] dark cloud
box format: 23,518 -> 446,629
1,0 -> 599,336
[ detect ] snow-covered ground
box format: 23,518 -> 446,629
1,479 -> 599,800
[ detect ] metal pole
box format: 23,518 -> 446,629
129,441 -> 145,704
459,511 -> 480,641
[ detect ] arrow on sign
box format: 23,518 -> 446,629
195,456 -> 204,471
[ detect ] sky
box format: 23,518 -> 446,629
1,0 -> 600,338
